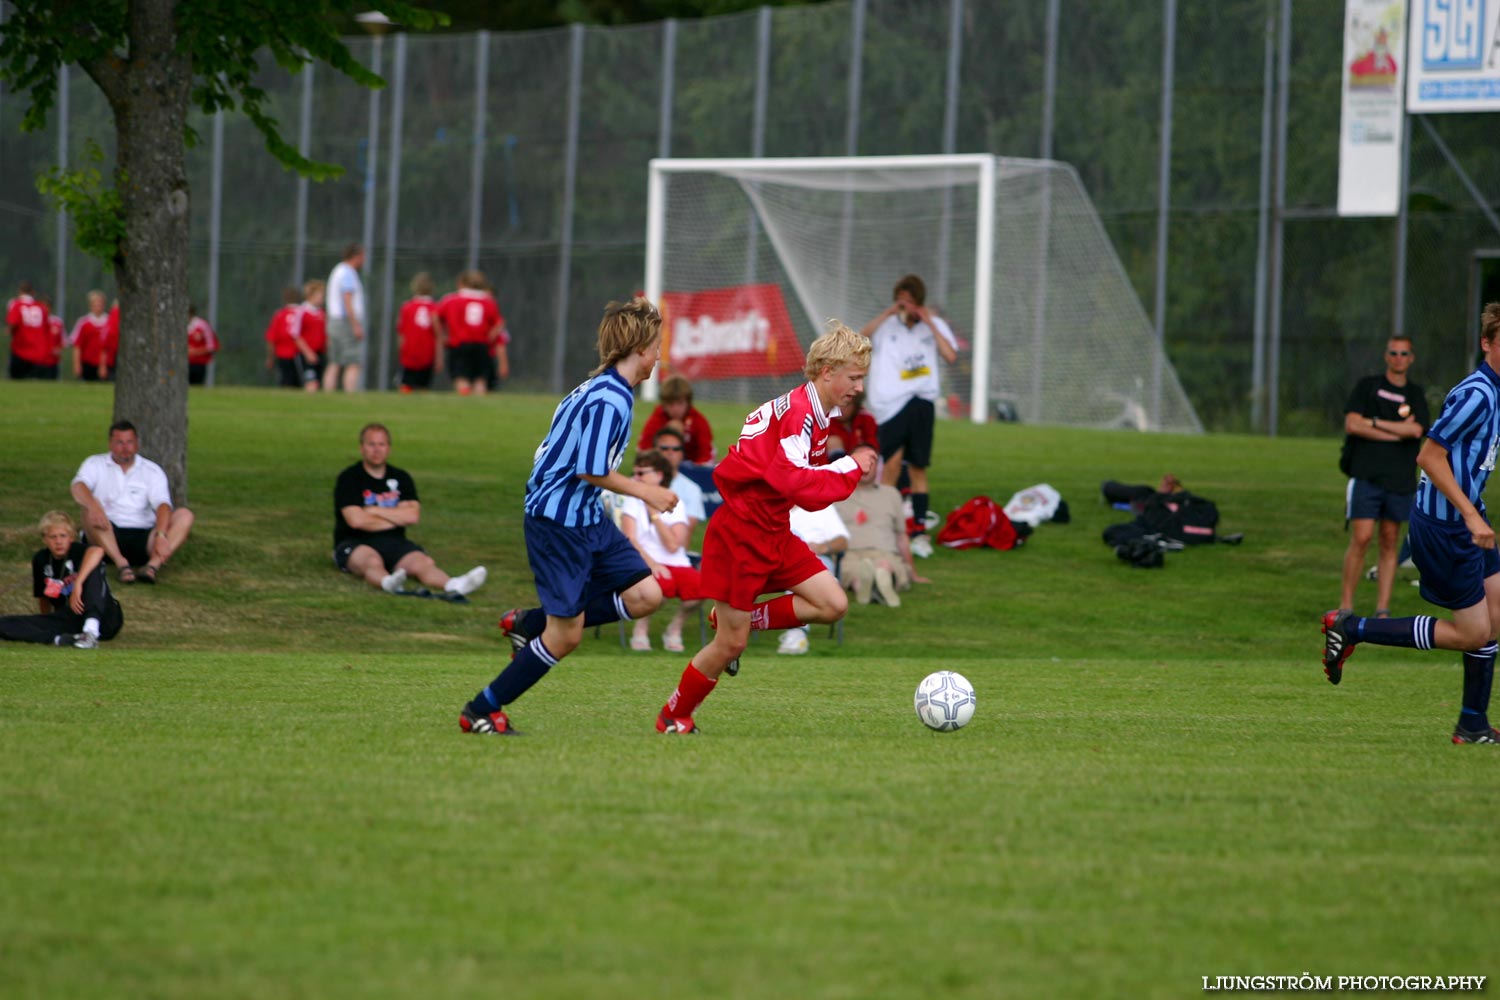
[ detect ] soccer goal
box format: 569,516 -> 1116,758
644,154 -> 1202,433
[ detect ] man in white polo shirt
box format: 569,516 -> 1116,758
70,420 -> 195,584
322,242 -> 367,394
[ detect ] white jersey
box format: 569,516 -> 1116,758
618,494 -> 693,567
327,260 -> 366,323
72,452 -> 174,530
866,312 -> 959,424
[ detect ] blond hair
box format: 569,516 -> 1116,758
39,510 -> 77,538
410,272 -> 434,297
591,297 -> 662,376
804,321 -> 872,379
302,278 -> 325,301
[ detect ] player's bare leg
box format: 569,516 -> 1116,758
397,550 -> 449,590
77,506 -> 130,573
689,603 -> 750,681
341,363 -> 362,393
879,445 -> 905,487
1374,519 -> 1400,613
322,363 -> 341,393
347,545 -> 401,592
145,508 -> 195,575
786,569 -> 849,626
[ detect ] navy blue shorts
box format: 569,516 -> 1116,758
524,514 -> 650,618
1408,511 -> 1500,611
1345,478 -> 1412,522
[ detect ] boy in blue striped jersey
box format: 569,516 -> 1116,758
460,297 -> 678,735
1324,302 -> 1500,744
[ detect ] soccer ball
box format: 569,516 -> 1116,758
914,671 -> 976,732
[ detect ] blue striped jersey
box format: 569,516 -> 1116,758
524,368 -> 636,527
1414,362 -> 1500,522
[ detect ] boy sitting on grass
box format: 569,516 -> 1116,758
0,510 -> 123,649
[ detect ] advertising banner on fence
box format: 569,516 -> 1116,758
659,283 -> 805,382
1339,0 -> 1408,216
1407,0 -> 1500,112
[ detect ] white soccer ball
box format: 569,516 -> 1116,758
914,670 -> 976,732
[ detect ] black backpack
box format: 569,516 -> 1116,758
1136,490 -> 1220,545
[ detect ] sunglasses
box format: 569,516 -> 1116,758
1387,350 -> 1412,357
656,444 -> 683,452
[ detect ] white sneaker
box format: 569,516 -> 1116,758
777,629 -> 810,655
71,632 -> 99,649
447,566 -> 488,596
381,568 -> 407,594
910,534 -> 934,559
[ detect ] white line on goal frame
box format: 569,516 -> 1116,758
644,154 -> 995,424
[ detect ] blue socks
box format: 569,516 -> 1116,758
1353,614 -> 1436,650
471,637 -> 559,712
1460,642 -> 1496,733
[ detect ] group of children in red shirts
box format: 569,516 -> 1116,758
260,269 -> 511,394
7,281 -> 220,385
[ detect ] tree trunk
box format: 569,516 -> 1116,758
110,0 -> 193,504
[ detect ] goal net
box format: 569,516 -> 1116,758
645,154 -> 1202,433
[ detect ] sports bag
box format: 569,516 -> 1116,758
937,496 -> 1023,551
1136,490 -> 1219,545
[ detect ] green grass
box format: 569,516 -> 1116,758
0,383 -> 1492,999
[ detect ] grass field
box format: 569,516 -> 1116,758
0,382 -> 1494,999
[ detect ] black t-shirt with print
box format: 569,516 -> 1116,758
333,462 -> 419,545
1344,375 -> 1429,492
32,541 -> 87,603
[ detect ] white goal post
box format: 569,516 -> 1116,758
644,154 -> 1201,433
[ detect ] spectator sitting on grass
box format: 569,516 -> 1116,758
0,510 -> 122,649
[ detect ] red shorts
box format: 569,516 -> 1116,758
698,508 -> 827,611
657,564 -> 702,601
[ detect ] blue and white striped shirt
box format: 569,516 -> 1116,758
1414,362 -> 1500,522
524,367 -> 635,527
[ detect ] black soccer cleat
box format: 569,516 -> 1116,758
1452,725 -> 1500,745
497,607 -> 532,656
1321,609 -> 1357,686
460,705 -> 521,736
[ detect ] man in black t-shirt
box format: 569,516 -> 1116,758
1339,335 -> 1430,616
332,422 -> 487,597
0,510 -> 123,648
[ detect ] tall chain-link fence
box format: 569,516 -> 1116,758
1,0 -> 1497,434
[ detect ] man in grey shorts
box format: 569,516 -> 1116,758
323,242 -> 367,393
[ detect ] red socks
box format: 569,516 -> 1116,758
750,593 -> 802,631
664,663 -> 717,720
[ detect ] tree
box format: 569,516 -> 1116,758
0,0 -> 442,502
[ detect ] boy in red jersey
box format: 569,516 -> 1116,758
264,286 -> 306,388
186,304 -> 219,385
38,296 -> 65,380
655,322 -> 877,734
636,373 -> 715,464
70,290 -> 111,381
7,280 -> 51,380
435,270 -> 503,396
299,280 -> 327,392
396,272 -> 439,392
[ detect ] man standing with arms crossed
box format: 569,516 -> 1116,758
323,243 -> 367,393
1338,334 -> 1428,618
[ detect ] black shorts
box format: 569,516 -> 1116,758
83,525 -> 153,567
80,366 -> 113,382
302,355 -> 325,386
451,342 -> 491,382
333,535 -> 425,574
189,363 -> 208,386
9,354 -> 45,380
274,357 -> 303,388
401,366 -> 434,390
877,398 -> 937,469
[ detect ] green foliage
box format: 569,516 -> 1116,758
1,383 -> 1494,995
35,142 -> 126,265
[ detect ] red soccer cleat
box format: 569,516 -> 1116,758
460,705 -> 520,736
656,711 -> 699,735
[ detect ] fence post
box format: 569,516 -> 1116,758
207,109 -> 223,386
550,23 -> 585,395
837,0 -> 866,305
934,0 -> 963,309
359,35 -> 383,391
54,64 -> 68,328
1393,112 -> 1411,338
1267,0 -> 1292,437
744,8 -> 770,284
376,32 -> 407,393
1250,14 -> 1273,432
292,63 -> 313,288
467,31 -> 489,272
1150,0 -> 1177,430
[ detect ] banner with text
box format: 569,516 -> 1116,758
659,283 -> 805,382
1407,0 -> 1500,112
1339,0 -> 1408,216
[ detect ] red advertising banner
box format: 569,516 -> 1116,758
659,283 -> 805,381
